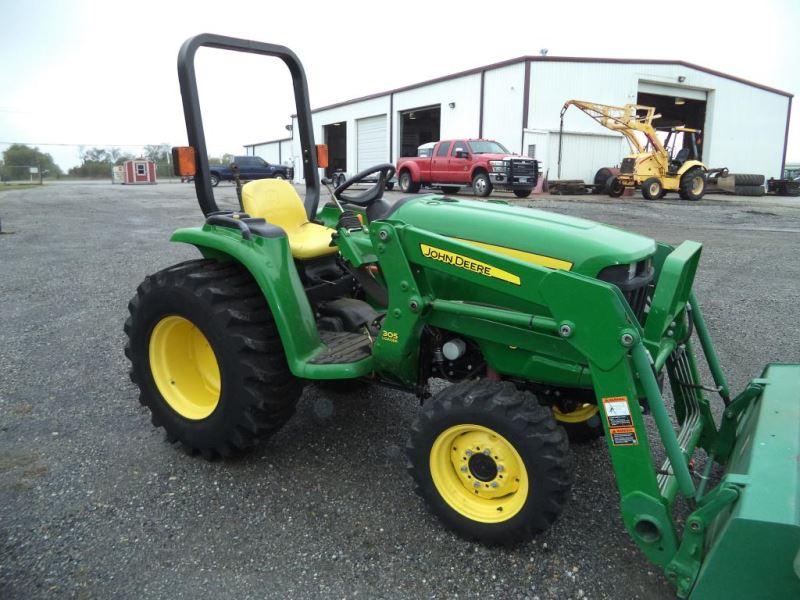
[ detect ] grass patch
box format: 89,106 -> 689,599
0,183 -> 42,192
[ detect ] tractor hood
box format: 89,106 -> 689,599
388,196 -> 656,276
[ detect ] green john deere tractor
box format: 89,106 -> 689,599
125,34 -> 800,599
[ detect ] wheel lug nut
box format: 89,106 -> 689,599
460,466 -> 468,473
497,465 -> 504,472
473,482 -> 481,488
483,449 -> 491,456
465,450 -> 473,456
491,482 -> 499,488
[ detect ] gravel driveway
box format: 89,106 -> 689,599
1,182 -> 798,599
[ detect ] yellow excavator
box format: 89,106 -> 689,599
559,100 -> 721,201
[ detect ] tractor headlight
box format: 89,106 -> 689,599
489,160 -> 508,172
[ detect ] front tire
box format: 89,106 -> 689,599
273,173 -> 285,180
641,177 -> 663,200
472,172 -> 492,197
513,189 -> 533,198
124,259 -> 301,459
209,173 -> 220,187
406,380 -> 572,544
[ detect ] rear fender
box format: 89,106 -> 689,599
170,225 -> 323,374
677,160 -> 706,176
398,160 -> 421,181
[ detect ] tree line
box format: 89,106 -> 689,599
1,143 -> 236,181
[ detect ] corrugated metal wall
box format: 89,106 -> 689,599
278,59 -> 789,183
482,63 -> 525,153
528,61 -> 790,178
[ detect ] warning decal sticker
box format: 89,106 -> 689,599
602,396 -> 633,428
610,427 -> 638,446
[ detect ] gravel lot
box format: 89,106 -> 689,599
1,181 -> 798,599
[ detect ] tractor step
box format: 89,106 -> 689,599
309,331 -> 373,365
690,364 -> 800,599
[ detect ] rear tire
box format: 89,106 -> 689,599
209,174 -> 220,187
734,185 -> 766,197
440,186 -> 460,195
125,259 -> 301,459
680,169 -> 706,201
552,405 -> 604,443
273,173 -> 285,180
513,189 -> 533,198
472,172 -> 493,197
641,177 -> 663,201
606,175 -> 625,198
733,173 -> 765,186
406,380 -> 572,545
399,171 -> 420,193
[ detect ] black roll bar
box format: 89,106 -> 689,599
177,34 -> 320,218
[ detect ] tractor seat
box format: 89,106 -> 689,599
241,179 -> 338,260
669,148 -> 691,172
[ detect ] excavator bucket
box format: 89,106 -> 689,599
689,364 -> 800,599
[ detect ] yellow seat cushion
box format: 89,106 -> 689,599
241,179 -> 338,260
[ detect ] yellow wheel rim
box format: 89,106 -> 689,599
553,403 -> 598,424
649,182 -> 660,196
148,315 -> 221,420
691,176 -> 704,195
429,424 -> 528,523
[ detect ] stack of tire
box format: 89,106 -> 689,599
731,173 -> 765,197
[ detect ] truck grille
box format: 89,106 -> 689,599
620,158 -> 635,174
511,160 -> 537,176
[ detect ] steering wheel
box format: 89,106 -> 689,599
333,163 -> 395,207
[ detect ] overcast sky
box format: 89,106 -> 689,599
1,0 -> 797,171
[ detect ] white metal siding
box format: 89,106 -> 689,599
251,142 -> 280,164
356,115 -> 387,172
546,131 -> 627,182
482,63 -> 525,153
528,61 -> 790,178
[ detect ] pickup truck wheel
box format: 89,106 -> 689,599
399,171 -> 420,194
273,173 -> 285,180
209,174 -> 220,187
513,189 -> 533,198
472,172 -> 492,197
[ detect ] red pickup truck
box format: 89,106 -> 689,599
396,139 -> 538,198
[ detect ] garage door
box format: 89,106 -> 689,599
357,115 -> 387,172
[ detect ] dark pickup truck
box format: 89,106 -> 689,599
208,156 -> 293,187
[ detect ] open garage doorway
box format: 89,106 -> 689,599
399,106 -> 440,158
637,87 -> 707,160
323,121 -> 347,178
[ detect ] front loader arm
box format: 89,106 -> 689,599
371,221 -> 797,597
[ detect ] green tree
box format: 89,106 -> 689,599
1,144 -> 63,179
68,146 -> 115,178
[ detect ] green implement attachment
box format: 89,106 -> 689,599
687,364 -> 800,599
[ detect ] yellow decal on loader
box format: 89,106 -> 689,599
453,238 -> 573,271
420,244 -> 521,285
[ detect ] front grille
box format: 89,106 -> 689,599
597,260 -> 653,324
623,285 -> 650,323
510,160 -> 537,176
620,157 -> 635,174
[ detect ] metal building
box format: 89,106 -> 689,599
244,56 -> 792,184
